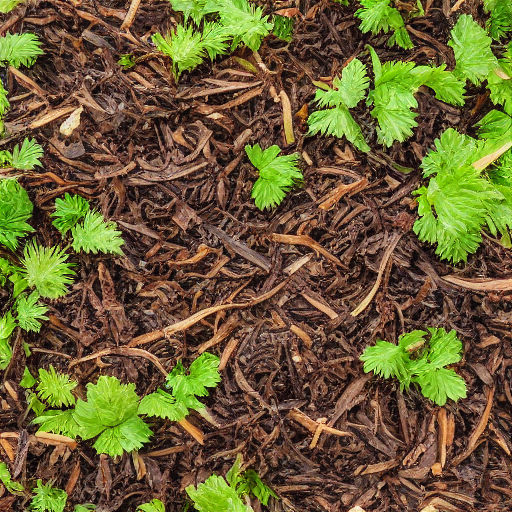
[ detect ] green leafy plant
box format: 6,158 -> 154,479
448,14 -> 498,85
0,0 -> 24,12
308,58 -> 370,152
20,242 -> 75,299
244,144 -> 302,210
154,0 -> 273,80
0,138 -> 44,170
73,506 -> 96,512
15,291 -> 48,332
0,312 -> 16,370
0,33 -> 43,130
226,455 -> 278,507
484,0 -> 512,40
52,194 -> 124,255
118,54 -> 136,69
36,366 -> 77,408
487,43 -> 512,116
272,15 -> 294,42
0,462 -> 24,494
72,375 -> 152,457
137,499 -> 165,512
355,0 -> 413,49
139,352 -> 220,420
29,480 -> 67,512
413,127 -> 512,262
366,46 -> 465,146
0,178 -> 34,250
186,455 -> 277,512
361,328 -> 467,406
152,24 -> 229,80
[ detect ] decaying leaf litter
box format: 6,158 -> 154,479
1,0 -> 512,511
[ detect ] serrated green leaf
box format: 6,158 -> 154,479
32,409 -> 80,438
20,366 -> 36,388
20,242 -> 74,299
15,291 -> 48,333
138,389 -> 189,421
29,480 -> 67,512
0,178 -> 34,251
52,193 -> 90,235
10,138 -> 43,170
361,339 -> 411,387
71,210 -> 124,255
137,499 -> 165,512
0,32 -> 43,68
448,14 -> 498,85
186,475 -> 251,512
37,365 -> 77,407
0,462 -> 24,495
414,367 -> 467,406
245,144 -> 303,210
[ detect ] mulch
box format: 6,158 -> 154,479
1,1 -> 512,511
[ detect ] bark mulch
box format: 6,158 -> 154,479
1,1 -> 511,511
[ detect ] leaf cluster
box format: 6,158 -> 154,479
138,352 -> 221,420
52,193 -> 124,255
0,33 -> 43,129
0,461 -> 24,495
354,0 -> 413,50
245,144 -> 303,210
361,328 -> 467,406
186,455 -> 278,512
153,0 -> 273,79
484,0 -> 512,40
308,48 -> 465,149
414,126 -> 512,262
29,480 -> 67,512
33,354 -> 221,457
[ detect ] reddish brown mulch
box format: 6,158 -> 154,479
1,1 -> 512,511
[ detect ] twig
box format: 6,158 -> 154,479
279,89 -> 295,144
121,0 -> 142,30
351,232 -> 401,317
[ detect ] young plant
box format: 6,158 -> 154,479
0,138 -> 44,170
137,499 -> 165,512
152,24 -> 229,80
487,43 -> 512,116
354,0 -> 413,49
483,0 -> 512,40
138,352 -> 220,420
29,480 -> 67,512
52,193 -> 124,255
0,0 -> 24,12
73,506 -> 96,512
186,455 -> 277,512
366,46 -> 465,146
36,366 -> 77,408
154,0 -> 273,80
272,15 -> 294,42
72,375 -> 152,457
0,33 -> 43,130
244,144 -> 302,210
0,462 -> 24,495
413,128 -> 512,262
448,14 -> 498,86
361,328 -> 467,406
308,58 -> 370,152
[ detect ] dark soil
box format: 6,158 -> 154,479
1,1 -> 512,511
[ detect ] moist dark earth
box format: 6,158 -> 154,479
1,1 -> 512,511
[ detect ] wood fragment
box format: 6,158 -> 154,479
351,233 -> 401,316
128,278 -> 290,346
271,233 -> 346,268
34,432 -> 77,449
301,293 -> 338,319
65,460 -> 81,495
438,408 -> 448,468
290,324 -> 312,348
69,347 -> 167,376
318,178 -> 368,210
178,418 -> 204,445
279,89 -> 295,144
9,66 -> 46,97
288,408 -> 352,440
29,106 -> 77,129
120,0 -> 141,29
442,275 -> 512,291
468,386 -> 494,450
0,439 -> 14,461
144,446 -> 186,457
